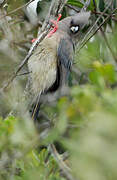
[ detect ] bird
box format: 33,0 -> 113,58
27,12 -> 90,121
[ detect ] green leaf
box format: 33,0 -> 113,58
88,0 -> 95,11
67,0 -> 84,8
89,70 -> 105,88
113,0 -> 116,9
99,0 -> 105,12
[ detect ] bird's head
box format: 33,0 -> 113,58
58,12 -> 91,43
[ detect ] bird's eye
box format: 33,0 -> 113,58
70,25 -> 79,34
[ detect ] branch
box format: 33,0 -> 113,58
49,144 -> 77,180
81,0 -> 91,11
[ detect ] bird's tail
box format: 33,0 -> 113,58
31,93 -> 41,122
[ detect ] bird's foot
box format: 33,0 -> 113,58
47,14 -> 62,38
31,14 -> 62,42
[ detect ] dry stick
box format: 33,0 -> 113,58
81,0 -> 91,11
58,0 -> 68,14
92,11 -> 113,16
17,71 -> 31,76
65,4 -> 80,13
112,16 -> 117,22
49,144 -> 77,180
0,0 -> 35,20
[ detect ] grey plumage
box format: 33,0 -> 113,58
27,12 -> 90,120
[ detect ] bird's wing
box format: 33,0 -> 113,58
57,38 -> 74,85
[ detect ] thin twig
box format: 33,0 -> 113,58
81,0 -> 91,11
112,16 -> 117,22
49,144 -> 76,180
65,4 -> 80,13
17,71 -> 31,76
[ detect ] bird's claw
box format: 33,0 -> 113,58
47,14 -> 62,38
31,14 -> 62,42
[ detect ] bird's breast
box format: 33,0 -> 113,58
28,37 -> 58,95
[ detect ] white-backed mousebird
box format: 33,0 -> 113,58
27,12 -> 91,121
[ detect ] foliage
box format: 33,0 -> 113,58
0,0 -> 117,180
